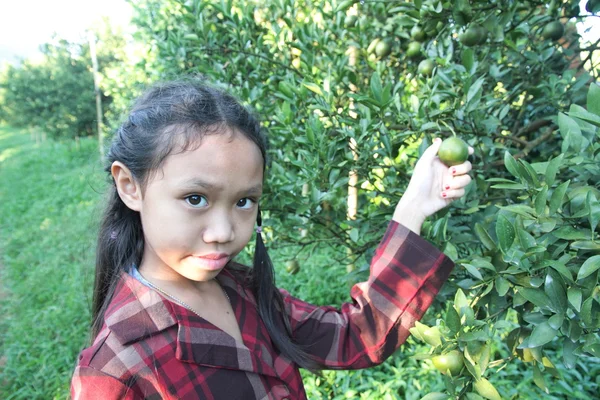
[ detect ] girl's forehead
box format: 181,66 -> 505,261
157,132 -> 264,185
171,126 -> 262,160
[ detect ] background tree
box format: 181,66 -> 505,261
0,20 -> 144,141
128,0 -> 599,397
0,0 -> 598,398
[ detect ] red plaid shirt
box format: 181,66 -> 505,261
71,221 -> 454,399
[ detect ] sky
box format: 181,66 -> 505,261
0,0 -> 133,64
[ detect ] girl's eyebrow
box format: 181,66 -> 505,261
179,178 -> 263,194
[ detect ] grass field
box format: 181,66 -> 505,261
0,126 -> 598,399
0,126 -> 105,399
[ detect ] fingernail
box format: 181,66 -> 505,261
435,138 -> 442,144
445,185 -> 450,190
442,192 -> 447,198
451,168 -> 456,174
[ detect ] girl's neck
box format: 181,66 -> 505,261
138,263 -> 218,295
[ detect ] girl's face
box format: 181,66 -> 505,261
122,130 -> 264,284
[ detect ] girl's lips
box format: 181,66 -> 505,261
191,253 -> 229,271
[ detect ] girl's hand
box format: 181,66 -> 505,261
392,138 -> 473,234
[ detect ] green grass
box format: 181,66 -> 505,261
0,126 -> 105,399
0,126 -> 598,399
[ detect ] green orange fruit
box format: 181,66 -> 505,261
344,14 -> 358,28
587,0 -> 600,13
411,25 -> 426,42
438,136 -> 469,166
406,41 -> 422,58
460,25 -> 486,46
542,21 -> 564,41
285,260 -> 300,274
418,59 -> 435,76
375,40 -> 392,58
431,350 -> 464,376
367,38 -> 381,54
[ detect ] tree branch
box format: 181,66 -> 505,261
516,118 -> 553,137
492,128 -> 556,166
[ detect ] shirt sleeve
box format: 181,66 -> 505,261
279,221 -> 455,370
71,366 -> 140,400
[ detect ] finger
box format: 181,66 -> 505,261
421,137 -> 443,162
449,161 -> 472,176
468,146 -> 474,155
441,188 -> 466,200
444,174 -> 472,191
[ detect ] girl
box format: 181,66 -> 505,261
71,80 -> 472,399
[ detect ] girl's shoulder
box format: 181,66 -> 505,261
76,273 -> 180,375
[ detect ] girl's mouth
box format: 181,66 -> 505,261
191,253 -> 229,271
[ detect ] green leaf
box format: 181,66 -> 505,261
552,226 -> 588,240
533,363 -> 548,394
497,204 -> 536,219
503,151 -> 522,181
527,321 -> 558,348
444,241 -> 458,261
370,72 -> 383,105
462,48 -> 474,73
519,287 -> 552,309
558,113 -> 583,151
465,394 -> 486,400
445,305 -> 461,335
577,255 -> 600,281
567,287 -> 582,312
563,339 -> 577,369
474,378 -> 502,400
471,257 -> 496,271
302,82 -> 323,96
517,229 -> 536,249
587,83 -> 600,116
467,77 -> 485,104
475,223 -> 496,251
587,193 -> 600,232
534,186 -> 548,216
549,180 -> 570,215
496,215 -> 515,253
519,159 -> 540,187
335,0 -> 354,13
349,228 -> 359,243
420,393 -> 450,400
495,277 -> 510,296
571,241 -> 600,251
580,297 -> 595,326
463,263 -> 484,280
569,110 -> 600,128
490,183 -> 526,190
545,154 -> 563,186
542,260 -> 573,283
548,313 -> 564,330
545,270 -> 568,314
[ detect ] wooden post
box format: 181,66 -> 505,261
88,32 -> 104,159
347,45 -> 359,220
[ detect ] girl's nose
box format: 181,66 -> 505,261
202,211 -> 235,244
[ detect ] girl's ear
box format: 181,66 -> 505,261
111,161 -> 143,212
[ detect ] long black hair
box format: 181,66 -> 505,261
92,79 -> 320,371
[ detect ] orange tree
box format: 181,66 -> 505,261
126,0 -> 600,397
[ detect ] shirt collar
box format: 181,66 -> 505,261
104,269 -> 280,378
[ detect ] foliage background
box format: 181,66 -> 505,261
1,0 -> 600,398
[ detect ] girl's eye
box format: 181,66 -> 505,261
237,198 -> 255,209
185,195 -> 208,208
